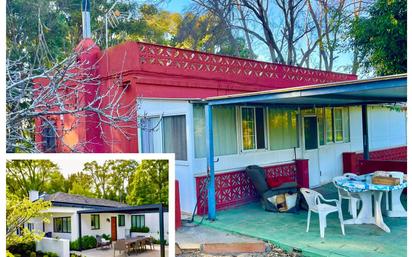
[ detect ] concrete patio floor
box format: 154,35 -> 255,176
72,244 -> 168,257
195,183 -> 407,257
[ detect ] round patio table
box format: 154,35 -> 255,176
334,174 -> 407,233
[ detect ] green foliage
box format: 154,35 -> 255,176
6,160 -> 65,199
6,190 -> 51,248
130,226 -> 150,233
7,242 -> 35,256
30,252 -> 36,257
350,0 -> 406,75
70,236 -> 97,251
127,160 -> 169,205
102,234 -> 111,241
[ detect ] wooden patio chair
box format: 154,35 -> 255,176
113,239 -> 129,257
145,237 -> 154,250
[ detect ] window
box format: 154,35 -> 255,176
343,107 -> 350,142
42,120 -> 56,152
53,217 -> 71,233
268,108 -> 299,150
316,108 -> 325,145
334,108 -> 344,142
27,223 -> 34,232
241,107 -> 266,151
91,214 -> 100,230
118,215 -> 125,227
141,117 -> 161,153
319,107 -> 350,144
193,104 -> 206,158
131,215 -> 145,229
193,105 -> 238,157
325,108 -> 334,143
162,115 -> 187,161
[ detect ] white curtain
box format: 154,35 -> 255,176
268,108 -> 299,150
163,115 -> 187,160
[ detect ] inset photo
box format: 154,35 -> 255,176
6,156 -> 172,257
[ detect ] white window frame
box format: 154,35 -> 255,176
333,107 -> 344,143
239,106 -> 267,152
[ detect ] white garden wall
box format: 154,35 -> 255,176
36,237 -> 70,257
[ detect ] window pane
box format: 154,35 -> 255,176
212,106 -> 238,155
141,117 -> 161,153
242,108 -> 256,150
68,218 -> 71,233
268,108 -> 299,150
325,108 -> 334,143
42,121 -> 56,152
193,104 -> 206,158
255,108 -> 265,149
334,109 -> 343,142
163,115 -> 187,160
316,108 -> 325,145
343,107 -> 350,142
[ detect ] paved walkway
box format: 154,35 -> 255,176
72,244 -> 168,257
195,183 -> 407,257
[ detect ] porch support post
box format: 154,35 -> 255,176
78,213 -> 82,251
159,204 -> 165,257
362,104 -> 370,160
205,104 -> 216,220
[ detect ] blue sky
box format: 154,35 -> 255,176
163,0 -> 190,13
160,0 -> 354,75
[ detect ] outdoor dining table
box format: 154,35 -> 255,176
125,236 -> 149,254
334,173 -> 407,233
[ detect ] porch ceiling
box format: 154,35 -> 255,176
205,74 -> 406,107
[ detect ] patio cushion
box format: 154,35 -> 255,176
267,176 -> 295,188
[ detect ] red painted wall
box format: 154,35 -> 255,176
343,146 -> 407,174
195,162 -> 308,215
36,40 -> 357,153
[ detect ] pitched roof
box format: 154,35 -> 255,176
41,192 -> 130,208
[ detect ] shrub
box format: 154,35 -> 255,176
102,234 -> 111,241
70,235 -> 97,250
7,242 -> 36,256
130,226 -> 150,233
30,252 -> 36,257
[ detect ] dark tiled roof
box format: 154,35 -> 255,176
41,192 -> 130,208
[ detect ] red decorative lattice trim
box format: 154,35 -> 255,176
195,163 -> 297,215
137,42 -> 356,88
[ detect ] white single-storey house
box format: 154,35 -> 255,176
27,191 -> 169,242
138,75 -> 407,218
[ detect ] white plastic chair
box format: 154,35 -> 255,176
333,173 -> 361,219
300,188 -> 345,238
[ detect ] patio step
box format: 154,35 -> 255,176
201,242 -> 266,254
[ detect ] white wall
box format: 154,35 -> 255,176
139,99 -> 197,214
139,100 -> 407,214
36,237 -> 70,257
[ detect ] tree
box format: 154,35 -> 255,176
6,160 -> 64,199
67,172 -> 95,198
127,160 -> 169,206
6,189 -> 51,248
6,43 -> 138,153
350,0 -> 406,75
107,160 -> 139,203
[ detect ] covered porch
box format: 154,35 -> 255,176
195,182 -> 407,257
202,74 -> 407,220
77,204 -> 167,257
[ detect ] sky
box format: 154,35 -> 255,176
160,0 -> 354,74
56,159 -> 104,178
